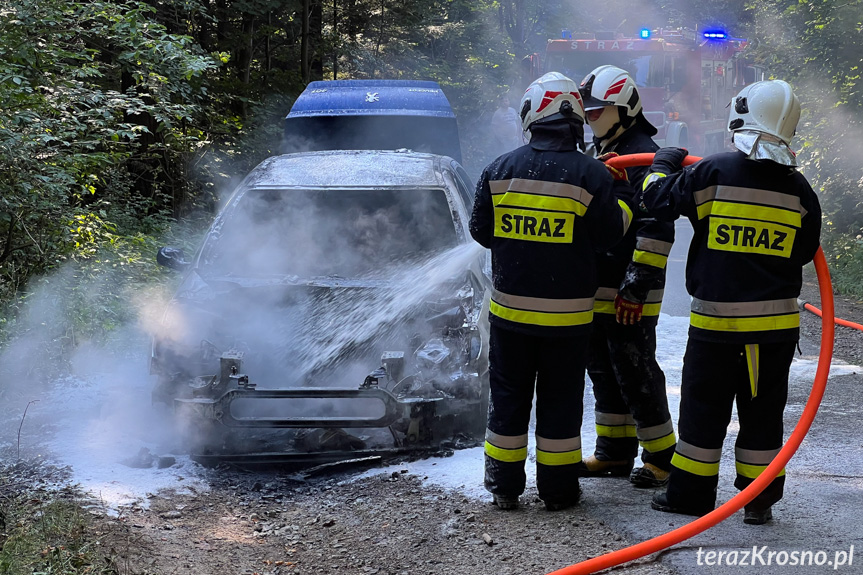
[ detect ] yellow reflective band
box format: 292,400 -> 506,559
690,311 -> 800,333
490,178 -> 593,206
596,424 -> 637,439
745,344 -> 760,398
593,301 -> 661,317
618,199 -> 632,233
484,441 -> 528,463
536,448 -> 582,466
736,461 -> 786,480
694,185 -> 804,215
642,172 -> 667,191
594,300 -> 615,315
494,207 -> 575,243
492,191 -> 587,216
490,300 -> 593,327
672,452 -> 720,477
640,432 -> 677,453
707,217 -> 797,258
642,302 -> 662,317
632,249 -> 669,269
697,200 -> 802,228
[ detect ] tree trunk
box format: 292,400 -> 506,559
310,0 -> 323,80
236,14 -> 255,117
333,0 -> 338,79
302,0 -> 310,81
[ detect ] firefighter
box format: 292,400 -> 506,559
470,71 -> 634,511
576,65 -> 677,487
639,80 -> 821,524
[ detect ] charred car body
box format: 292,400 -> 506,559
152,83 -> 490,463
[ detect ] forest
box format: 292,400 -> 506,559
1,0 -> 862,358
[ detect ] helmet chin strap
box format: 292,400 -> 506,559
590,107 -> 632,152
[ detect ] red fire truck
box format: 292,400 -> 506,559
538,28 -> 766,155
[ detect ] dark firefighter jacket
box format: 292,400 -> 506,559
470,120 -> 634,337
639,150 -> 822,344
589,127 -> 672,326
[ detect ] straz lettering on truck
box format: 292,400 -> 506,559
495,208 -> 575,243
707,217 -> 796,257
570,41 -> 636,50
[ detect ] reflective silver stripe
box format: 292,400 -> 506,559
485,430 -> 528,449
492,288 -> 594,314
676,439 -> 721,463
693,185 -> 805,214
635,237 -> 673,256
594,412 -> 636,426
637,420 -> 675,441
645,289 -> 665,304
595,287 -> 618,301
489,178 -> 593,207
691,297 -> 799,317
536,435 -> 582,452
735,447 -> 781,465
619,199 -> 632,232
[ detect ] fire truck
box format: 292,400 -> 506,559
538,28 -> 766,155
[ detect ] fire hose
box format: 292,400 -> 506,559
547,153 -> 836,575
799,299 -> 863,332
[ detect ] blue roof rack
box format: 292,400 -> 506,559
284,80 -> 462,162
287,80 -> 457,118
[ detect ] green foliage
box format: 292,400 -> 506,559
750,0 -> 863,295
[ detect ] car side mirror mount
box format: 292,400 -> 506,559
157,246 -> 191,272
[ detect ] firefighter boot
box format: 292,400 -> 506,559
651,492 -> 712,517
577,455 -> 634,478
743,506 -> 773,525
542,483 -> 581,512
492,494 -> 519,510
629,463 -> 670,488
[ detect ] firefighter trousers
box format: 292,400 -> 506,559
587,321 -> 676,469
484,323 -> 588,506
666,338 -> 796,513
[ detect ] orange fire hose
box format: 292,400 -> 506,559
547,154 -> 836,575
800,300 -> 863,331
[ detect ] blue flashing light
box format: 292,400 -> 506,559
561,29 -> 572,39
640,28 -> 651,39
703,30 -> 728,39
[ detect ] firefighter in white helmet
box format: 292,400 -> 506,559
470,71 -> 635,511
576,65 -> 677,488
639,80 -> 821,524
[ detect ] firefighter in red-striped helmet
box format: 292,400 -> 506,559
576,65 -> 678,490
470,71 -> 635,512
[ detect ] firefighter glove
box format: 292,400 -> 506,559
598,152 -> 628,182
614,294 -> 644,325
650,147 -> 688,175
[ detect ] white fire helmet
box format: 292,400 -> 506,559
518,71 -> 585,132
578,65 -> 643,118
727,80 -> 800,145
